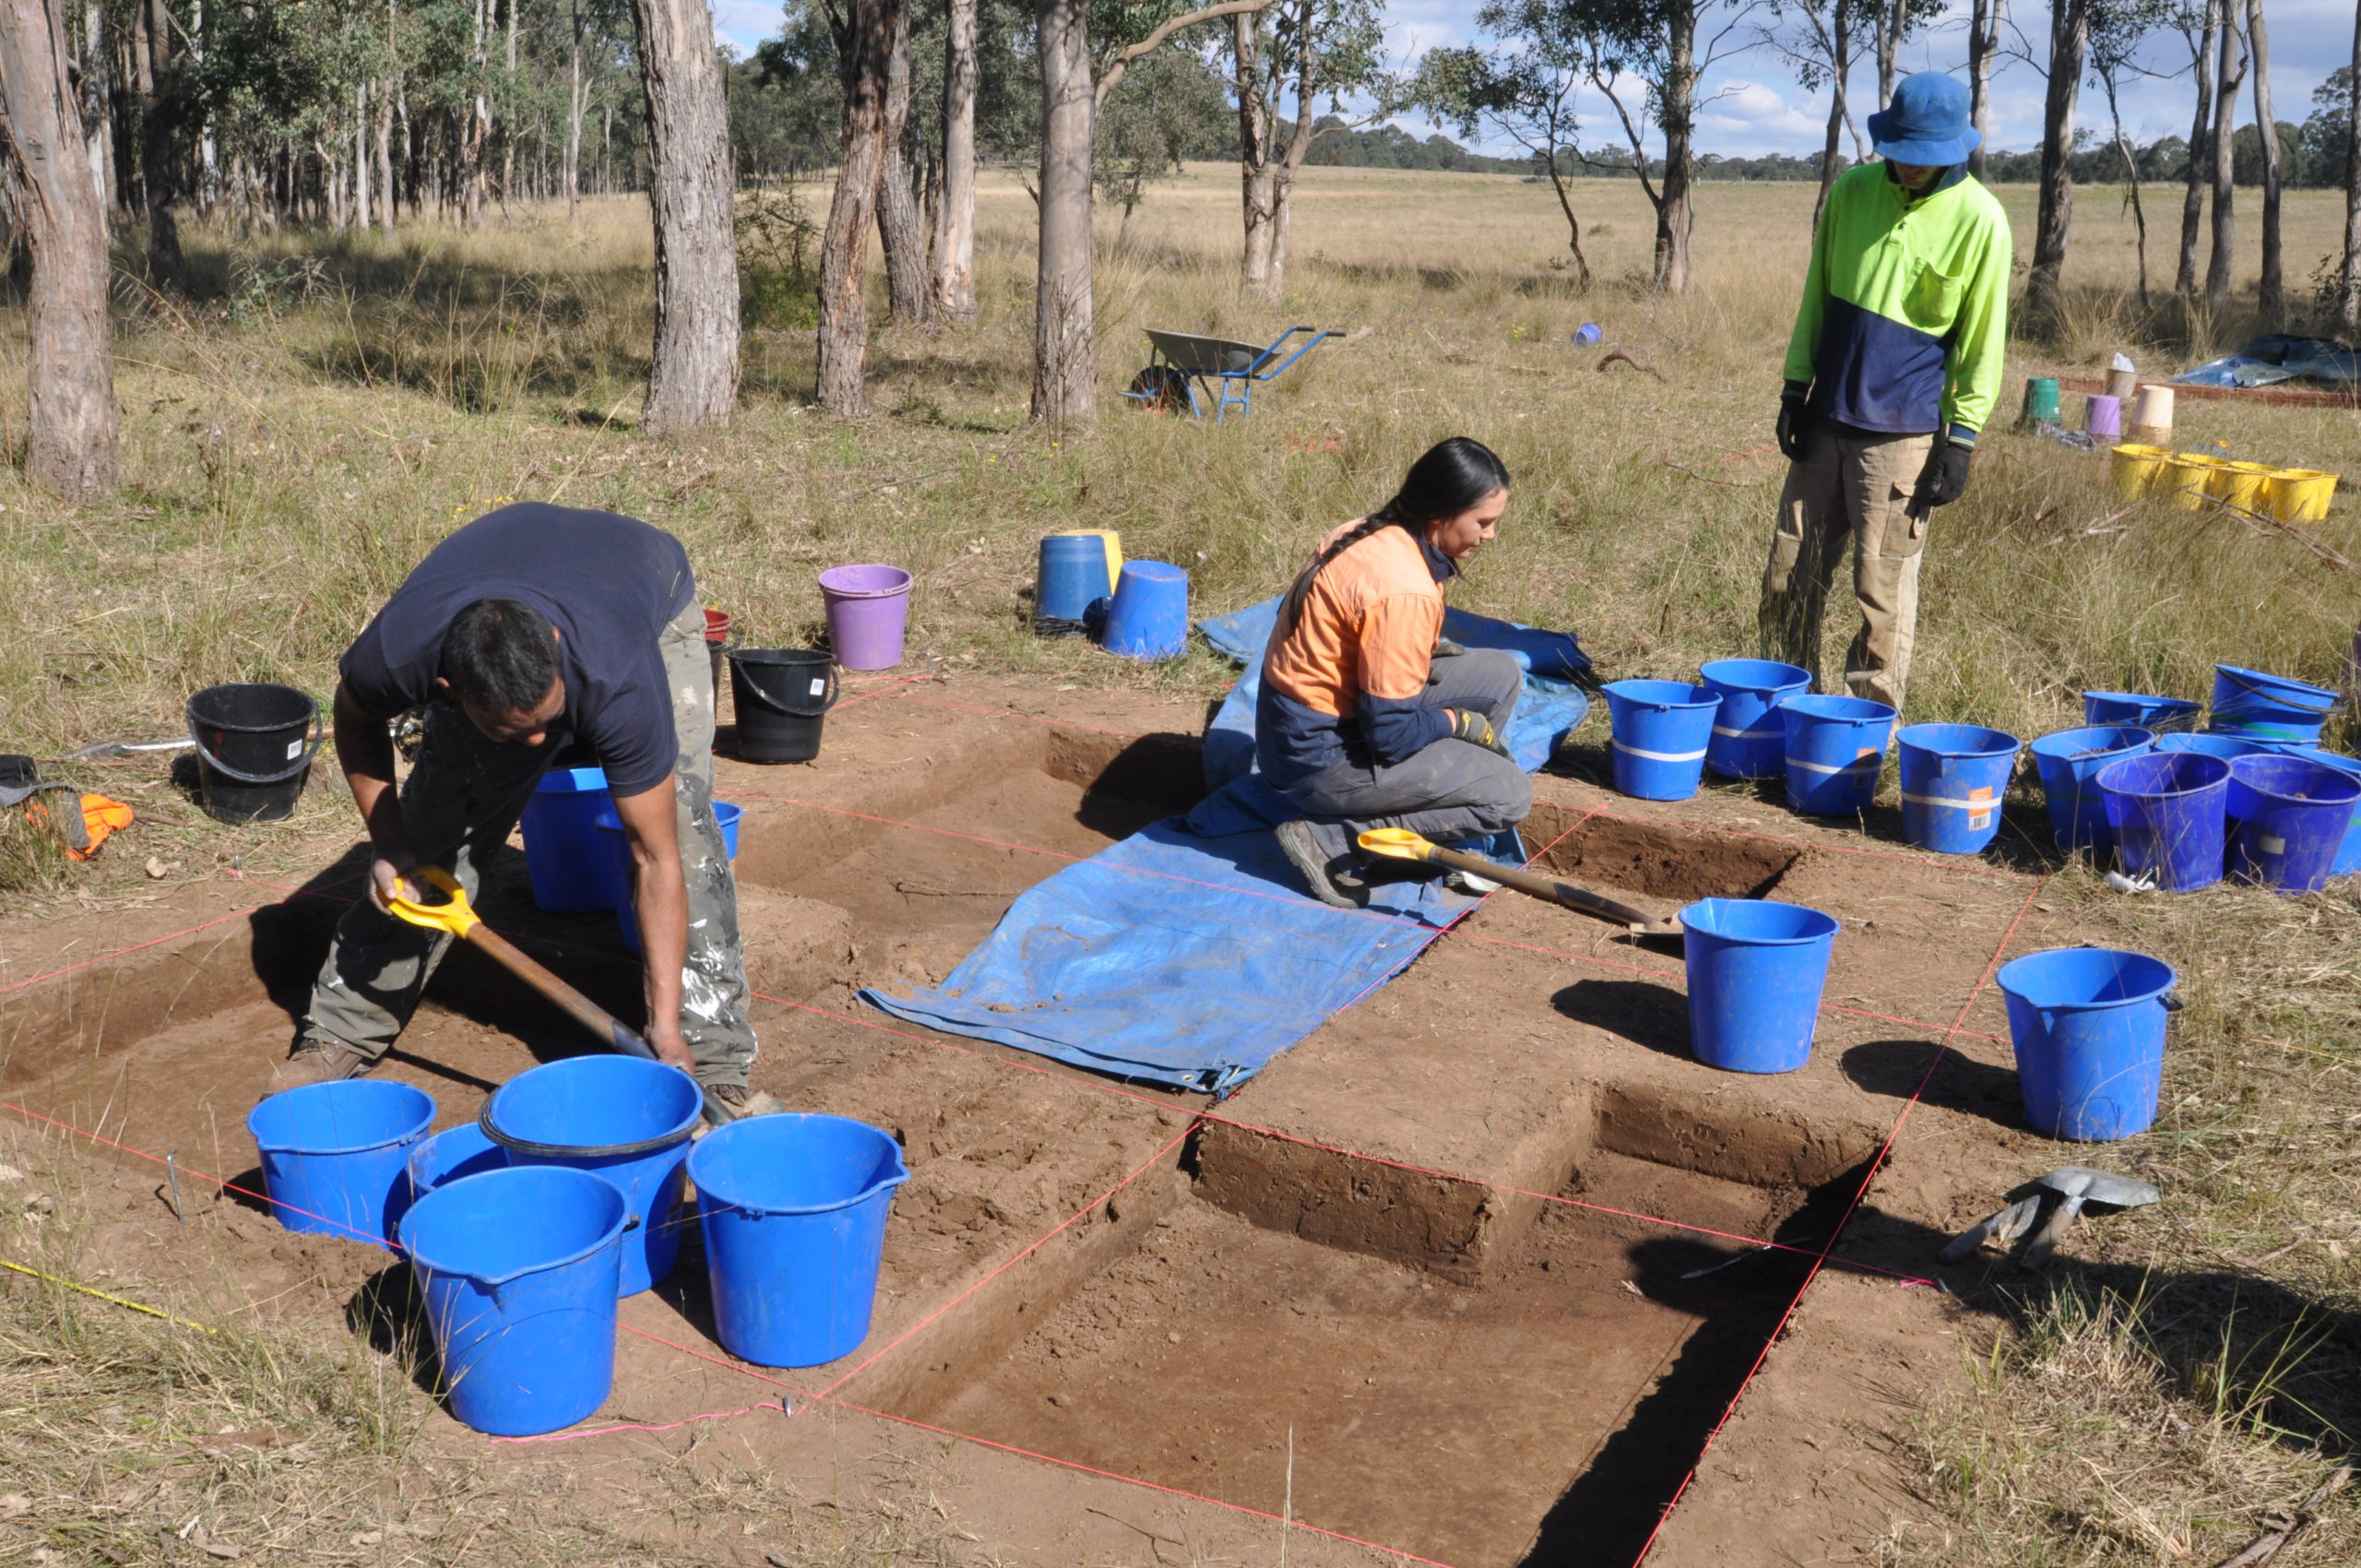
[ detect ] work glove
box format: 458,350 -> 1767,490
1918,436 -> 1975,508
1448,708 -> 1509,755
1432,636 -> 1467,660
1775,379 -> 1811,463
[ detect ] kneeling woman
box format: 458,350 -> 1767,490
1260,436 -> 1531,907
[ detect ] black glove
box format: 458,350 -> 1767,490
1431,636 -> 1467,660
1918,437 -> 1975,508
1447,708 -> 1507,754
1776,379 -> 1811,462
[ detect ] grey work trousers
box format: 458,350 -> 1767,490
1281,648 -> 1533,846
301,596 -> 759,1087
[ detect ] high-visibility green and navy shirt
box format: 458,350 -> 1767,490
1784,162 -> 2012,443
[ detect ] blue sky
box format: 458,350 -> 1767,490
711,0 -> 2356,160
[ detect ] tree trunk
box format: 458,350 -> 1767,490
1968,0 -> 2002,181
2103,76 -> 2148,304
354,81 -> 372,229
2026,0 -> 2087,318
629,0 -> 740,432
374,66 -> 395,231
0,0 -> 121,496
2246,0 -> 2280,323
1233,10 -> 1275,299
135,0 -> 178,276
1654,0 -> 1696,292
77,1 -> 110,210
817,0 -> 897,415
1031,0 -> 1095,424
2177,0 -> 2215,297
566,0 -> 585,224
930,0 -> 978,321
1815,0 -> 1849,229
1267,30 -> 1322,301
875,3 -> 930,327
1876,0 -> 1903,104
2342,0 -> 2360,333
2205,2 -> 2245,309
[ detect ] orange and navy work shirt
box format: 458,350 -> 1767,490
1256,518 -> 1457,787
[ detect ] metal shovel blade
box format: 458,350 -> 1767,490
2019,1166 -> 2160,1271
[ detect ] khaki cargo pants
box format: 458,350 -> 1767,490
1758,423 -> 1937,713
301,597 -> 759,1088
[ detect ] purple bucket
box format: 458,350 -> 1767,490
2086,394 -> 2122,439
818,564 -> 913,671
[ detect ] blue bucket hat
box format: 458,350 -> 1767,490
1867,72 -> 1980,166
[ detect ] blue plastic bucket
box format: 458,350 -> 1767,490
1678,898 -> 1841,1074
2210,663 -> 2337,744
1036,533 -> 1113,628
246,1080 -> 434,1247
1895,723 -> 2021,854
2096,752 -> 2229,893
1699,659 -> 1810,779
520,766 -> 616,912
481,1057 -> 705,1296
1603,680 -> 1722,801
2156,732 -> 2279,764
688,1113 -> 913,1368
1996,946 -> 2176,1140
595,802 -> 742,955
400,1165 -> 628,1436
1100,562 -> 1190,659
2082,691 -> 2201,733
2030,725 -> 2155,853
2284,747 -> 2361,876
2225,754 -> 2361,894
402,1123 -> 508,1214
1780,695 -> 1896,815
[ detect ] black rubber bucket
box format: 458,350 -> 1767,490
728,648 -> 836,764
186,683 -> 322,824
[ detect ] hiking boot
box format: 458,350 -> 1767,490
702,1082 -> 785,1128
268,1038 -> 376,1093
1275,818 -> 1362,909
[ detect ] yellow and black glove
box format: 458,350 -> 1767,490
1448,708 -> 1508,754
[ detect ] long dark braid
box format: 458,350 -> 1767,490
1269,437 -> 1512,644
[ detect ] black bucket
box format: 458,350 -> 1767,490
728,648 -> 836,764
186,683 -> 322,824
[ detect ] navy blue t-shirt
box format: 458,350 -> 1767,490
339,504 -> 696,796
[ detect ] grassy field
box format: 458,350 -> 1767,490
2,164 -> 2359,1562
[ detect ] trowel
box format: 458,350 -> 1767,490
1942,1166 -> 2159,1270
1356,827 -> 1683,936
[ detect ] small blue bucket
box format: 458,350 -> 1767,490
2082,691 -> 2201,732
2225,754 -> 2361,894
246,1080 -> 434,1247
689,1113 -> 912,1368
2030,725 -> 2155,853
1895,723 -> 2021,854
2210,663 -> 2337,744
402,1123 -> 508,1215
1036,534 -> 1113,628
520,766 -> 616,912
1780,695 -> 1896,815
2283,747 -> 2361,876
2156,732 -> 2279,764
595,801 -> 742,955
481,1056 -> 705,1297
401,1165 -> 628,1436
1678,898 -> 1841,1074
1699,659 -> 1811,779
1603,680 -> 1722,801
2096,752 -> 2229,893
1100,562 -> 1190,660
1996,946 -> 2176,1140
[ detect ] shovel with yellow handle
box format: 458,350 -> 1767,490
1356,828 -> 1683,938
386,866 -> 738,1124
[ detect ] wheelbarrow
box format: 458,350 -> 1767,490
1124,326 -> 1339,421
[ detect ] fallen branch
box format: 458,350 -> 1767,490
2209,1466 -> 2352,1568
1597,350 -> 1667,382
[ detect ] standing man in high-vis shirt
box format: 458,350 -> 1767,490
1761,72 -> 2011,712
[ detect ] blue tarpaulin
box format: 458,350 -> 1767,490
859,600 -> 1594,1094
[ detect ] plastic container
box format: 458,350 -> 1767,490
2085,394 -> 2122,439
246,1080 -> 435,1247
2268,469 -> 2338,523
186,683 -> 321,825
1602,680 -> 1722,801
2109,444 -> 2170,499
596,802 -> 741,954
520,766 -> 616,912
2081,691 -> 2200,733
1036,532 -> 1117,630
2095,751 -> 2229,893
400,1165 -> 628,1436
2030,725 -> 2155,854
1895,722 -> 2021,855
402,1122 -> 508,1213
2225,754 -> 2361,895
1996,947 -> 2175,1141
2209,663 -> 2336,746
1678,898 -> 1841,1075
688,1112 -> 913,1368
2283,747 -> 2361,877
2213,460 -> 2277,512
1100,562 -> 1191,660
481,1056 -> 706,1297
729,647 -> 836,764
2020,376 -> 2060,425
2163,454 -> 2224,509
1572,323 -> 1603,346
2157,731 -> 2280,763
818,564 -> 913,671
1780,694 -> 1897,816
704,608 -> 733,693
2130,385 -> 2174,441
1699,658 -> 1811,780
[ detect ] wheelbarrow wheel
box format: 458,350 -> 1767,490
1126,364 -> 1183,414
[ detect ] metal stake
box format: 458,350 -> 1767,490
164,1148 -> 185,1225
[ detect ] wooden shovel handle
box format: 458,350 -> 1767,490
1419,843 -> 1674,932
464,924 -> 657,1061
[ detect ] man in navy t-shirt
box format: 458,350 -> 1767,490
275,503 -> 766,1121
